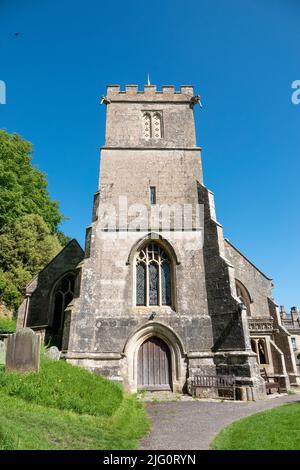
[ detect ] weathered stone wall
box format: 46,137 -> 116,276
224,240 -> 273,318
105,85 -> 196,149
67,86 -> 213,364
66,84 -> 265,398
17,240 -> 84,329
269,299 -> 300,385
197,184 -> 249,353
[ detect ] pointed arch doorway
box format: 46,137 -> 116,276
138,337 -> 172,390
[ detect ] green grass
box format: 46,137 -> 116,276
0,356 -> 123,417
211,401 -> 300,450
0,356 -> 149,449
0,316 -> 16,334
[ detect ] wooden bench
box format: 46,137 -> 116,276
260,368 -> 281,394
191,375 -> 236,400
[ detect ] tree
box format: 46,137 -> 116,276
0,130 -> 69,311
57,231 -> 71,246
0,214 -> 62,310
0,130 -> 64,233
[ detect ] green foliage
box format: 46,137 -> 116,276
211,402 -> 300,450
0,130 -> 63,233
0,214 -> 61,309
0,355 -> 123,417
0,418 -> 19,450
56,231 -> 71,246
0,130 -> 71,310
0,316 -> 16,334
0,214 -> 61,274
0,270 -> 22,309
0,357 -> 149,450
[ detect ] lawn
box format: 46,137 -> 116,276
211,401 -> 300,450
0,355 -> 149,450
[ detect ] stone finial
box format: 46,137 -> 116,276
280,305 -> 287,318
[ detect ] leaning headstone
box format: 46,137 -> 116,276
44,346 -> 61,361
5,328 -> 40,373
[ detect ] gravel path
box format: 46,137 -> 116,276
140,394 -> 300,450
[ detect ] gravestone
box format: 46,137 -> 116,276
5,328 -> 40,373
0,340 -> 6,365
45,346 -> 61,361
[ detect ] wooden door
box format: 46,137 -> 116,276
138,337 -> 172,390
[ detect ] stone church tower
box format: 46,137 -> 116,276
63,84 -> 265,399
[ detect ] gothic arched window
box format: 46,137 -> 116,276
152,112 -> 162,139
136,243 -> 172,307
142,111 -> 163,140
143,112 -> 151,140
235,279 -> 251,316
49,272 -> 75,348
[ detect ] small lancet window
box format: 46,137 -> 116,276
150,186 -> 156,205
153,112 -> 162,138
143,113 -> 151,140
136,263 -> 146,306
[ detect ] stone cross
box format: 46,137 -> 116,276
5,328 -> 41,373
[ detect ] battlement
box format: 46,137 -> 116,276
106,84 -> 194,102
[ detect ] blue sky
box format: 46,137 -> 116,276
0,0 -> 299,308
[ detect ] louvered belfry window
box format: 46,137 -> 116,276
136,243 -> 171,307
143,112 -> 151,140
142,111 -> 163,139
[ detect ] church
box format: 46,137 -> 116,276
17,84 -> 299,399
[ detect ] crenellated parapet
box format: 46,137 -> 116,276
105,84 -> 194,102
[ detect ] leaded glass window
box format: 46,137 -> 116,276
135,243 -> 172,307
52,273 -> 75,330
149,262 -> 159,305
49,272 -> 75,349
136,263 -> 146,306
161,261 -> 171,305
